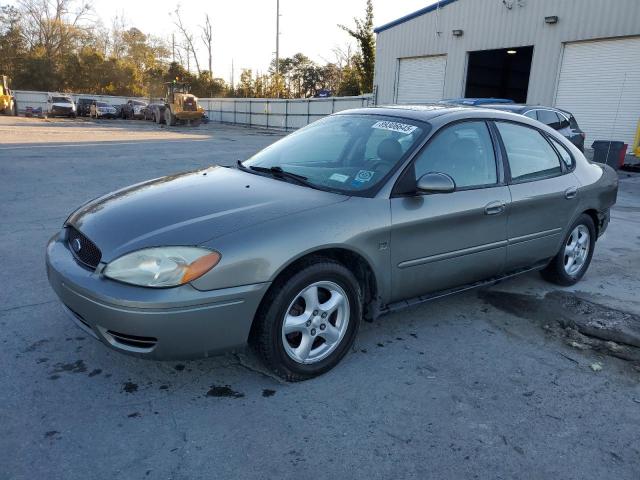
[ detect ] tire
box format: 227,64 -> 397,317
540,213 -> 596,286
164,108 -> 176,126
191,119 -> 201,127
251,259 -> 362,381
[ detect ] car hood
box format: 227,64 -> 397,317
66,166 -> 347,262
52,102 -> 74,108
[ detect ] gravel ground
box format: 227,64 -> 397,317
1,116 -> 639,480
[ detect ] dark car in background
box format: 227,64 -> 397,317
484,104 -> 586,152
76,98 -> 95,117
142,103 -> 164,122
121,100 -> 148,119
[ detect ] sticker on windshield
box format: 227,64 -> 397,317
329,173 -> 349,183
354,170 -> 375,183
372,120 -> 417,135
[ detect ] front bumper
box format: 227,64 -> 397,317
46,231 -> 270,359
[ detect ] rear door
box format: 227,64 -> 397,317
494,121 -> 580,270
390,120 -> 509,302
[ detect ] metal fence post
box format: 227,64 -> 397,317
234,100 -> 237,125
285,100 -> 288,130
266,99 -> 269,129
307,99 -> 310,126
332,97 -> 335,113
248,100 -> 251,128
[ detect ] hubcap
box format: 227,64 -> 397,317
281,281 -> 350,364
563,224 -> 590,276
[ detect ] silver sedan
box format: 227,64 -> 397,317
46,105 -> 618,381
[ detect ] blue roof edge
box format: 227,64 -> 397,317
374,0 -> 460,34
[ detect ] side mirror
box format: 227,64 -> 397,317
416,172 -> 456,194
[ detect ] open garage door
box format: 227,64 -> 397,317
395,55 -> 446,104
555,36 -> 640,147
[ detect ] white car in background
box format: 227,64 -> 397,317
89,101 -> 117,119
46,94 -> 76,118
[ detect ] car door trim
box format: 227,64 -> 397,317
508,227 -> 563,245
397,239 -> 508,269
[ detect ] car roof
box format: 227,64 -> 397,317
334,104 -> 543,122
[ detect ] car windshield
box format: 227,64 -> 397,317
242,114 -> 427,194
52,97 -> 71,103
133,101 -> 146,106
96,102 -> 109,107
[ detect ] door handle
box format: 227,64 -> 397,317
564,186 -> 578,199
484,201 -> 506,215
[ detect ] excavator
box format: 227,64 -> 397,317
0,75 -> 17,116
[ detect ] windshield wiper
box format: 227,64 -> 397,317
238,161 -> 318,189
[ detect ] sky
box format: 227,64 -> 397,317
87,0 -> 435,81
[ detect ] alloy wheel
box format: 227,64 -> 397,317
281,281 -> 350,364
564,224 -> 590,276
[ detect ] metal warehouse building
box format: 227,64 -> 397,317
373,0 -> 640,147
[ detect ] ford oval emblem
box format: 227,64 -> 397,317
72,238 -> 82,253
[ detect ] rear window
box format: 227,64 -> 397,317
52,97 -> 71,103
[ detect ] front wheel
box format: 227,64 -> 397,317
541,214 -> 596,286
252,260 -> 362,381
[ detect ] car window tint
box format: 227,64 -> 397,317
523,110 -> 537,120
549,136 -> 574,169
497,122 -> 562,182
537,110 -> 561,129
414,121 -> 497,188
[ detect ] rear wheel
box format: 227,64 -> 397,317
252,260 -> 362,381
541,214 -> 595,286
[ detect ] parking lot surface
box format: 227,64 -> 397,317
1,116 -> 639,479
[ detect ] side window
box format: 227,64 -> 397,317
496,122 -> 562,182
556,113 -> 570,129
537,110 -> 561,129
414,121 -> 497,189
524,110 -> 537,120
548,136 -> 574,170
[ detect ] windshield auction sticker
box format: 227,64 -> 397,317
372,120 -> 417,135
354,170 -> 375,183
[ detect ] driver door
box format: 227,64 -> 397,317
389,120 -> 510,302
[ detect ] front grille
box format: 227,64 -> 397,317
106,330 -> 157,350
67,227 -> 102,270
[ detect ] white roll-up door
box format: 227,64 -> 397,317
555,36 -> 640,147
395,55 -> 446,104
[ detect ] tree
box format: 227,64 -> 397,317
200,14 -> 212,75
237,69 -> 254,97
338,0 -> 375,93
171,5 -> 200,75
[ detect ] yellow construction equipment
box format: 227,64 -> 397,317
0,75 -> 17,116
161,80 -> 204,126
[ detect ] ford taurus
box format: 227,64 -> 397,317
46,105 -> 618,381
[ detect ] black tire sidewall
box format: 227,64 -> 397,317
262,262 -> 362,378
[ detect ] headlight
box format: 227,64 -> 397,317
103,247 -> 220,287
